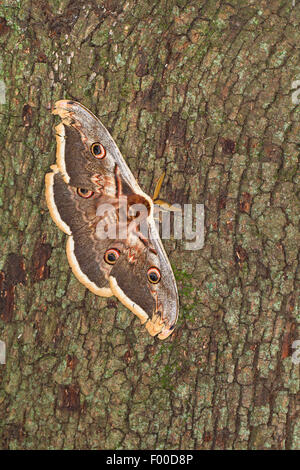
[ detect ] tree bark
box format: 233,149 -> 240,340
0,0 -> 299,450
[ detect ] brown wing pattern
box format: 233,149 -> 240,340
45,100 -> 179,339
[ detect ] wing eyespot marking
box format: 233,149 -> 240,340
104,248 -> 120,265
77,188 -> 95,199
147,267 -> 161,284
91,142 -> 106,159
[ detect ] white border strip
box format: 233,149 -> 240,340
67,237 -> 112,297
109,276 -> 149,324
45,167 -> 72,236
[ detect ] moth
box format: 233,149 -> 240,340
45,100 -> 179,339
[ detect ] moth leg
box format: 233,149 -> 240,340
153,172 -> 181,212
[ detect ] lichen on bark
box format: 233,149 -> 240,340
0,0 -> 299,450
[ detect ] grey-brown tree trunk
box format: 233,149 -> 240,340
0,0 -> 299,450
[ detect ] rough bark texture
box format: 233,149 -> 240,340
0,0 -> 299,450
